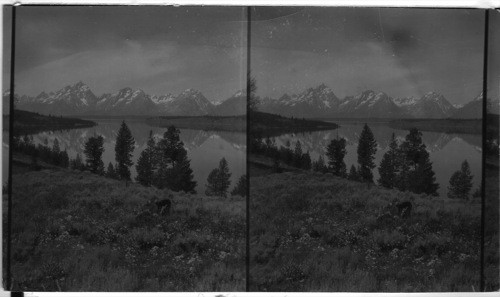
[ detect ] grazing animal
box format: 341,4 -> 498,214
388,200 -> 412,218
396,201 -> 412,218
155,199 -> 172,216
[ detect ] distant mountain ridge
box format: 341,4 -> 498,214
11,82 -> 245,117
259,84 -> 483,119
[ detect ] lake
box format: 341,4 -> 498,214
272,121 -> 482,197
21,119 -> 246,193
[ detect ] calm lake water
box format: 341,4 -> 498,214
273,121 -> 482,197
19,119 -> 246,193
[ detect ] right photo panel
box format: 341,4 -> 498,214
485,8 -> 500,292
249,7 -> 484,291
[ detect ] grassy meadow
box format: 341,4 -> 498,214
5,158 -> 245,291
484,155 -> 499,291
250,171 -> 481,292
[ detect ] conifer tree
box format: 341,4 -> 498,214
348,165 -> 360,181
357,123 -> 377,182
231,174 -> 247,197
399,128 -> 439,196
448,160 -> 474,200
312,155 -> 328,173
154,126 -> 196,193
115,121 -> 135,180
60,150 -> 70,168
326,137 -> 347,177
52,138 -> 61,165
84,135 -> 105,175
52,138 -> 60,154
136,131 -> 157,186
293,141 -> 303,167
378,133 -> 399,188
301,151 -> 312,170
205,158 -> 232,197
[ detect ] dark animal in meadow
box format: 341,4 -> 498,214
155,199 -> 172,216
389,200 -> 413,218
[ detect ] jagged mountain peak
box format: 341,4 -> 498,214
181,88 -> 203,96
422,91 -> 446,101
64,81 -> 91,93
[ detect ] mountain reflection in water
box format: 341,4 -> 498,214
273,122 -> 481,197
29,120 -> 246,192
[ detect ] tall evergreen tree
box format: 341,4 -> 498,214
60,150 -> 70,168
136,131 -> 157,186
154,126 -> 196,193
52,138 -> 61,165
301,151 -> 312,170
448,160 -> 474,200
357,123 -> 377,182
52,138 -> 60,154
205,158 -> 232,197
326,137 -> 347,177
231,174 -> 247,197
399,128 -> 439,196
378,133 -> 399,188
115,121 -> 135,180
84,135 -> 105,175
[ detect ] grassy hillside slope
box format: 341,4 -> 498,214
250,172 -> 480,291
5,164 -> 245,291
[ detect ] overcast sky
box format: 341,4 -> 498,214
251,7 -> 485,105
1,7 -> 495,106
6,6 -> 247,102
489,9 -> 500,104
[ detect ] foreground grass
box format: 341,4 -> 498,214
250,172 -> 481,292
5,166 -> 245,291
484,155 -> 499,291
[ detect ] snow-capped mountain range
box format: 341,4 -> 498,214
8,82 -> 488,119
12,81 -> 245,117
259,84 -> 484,119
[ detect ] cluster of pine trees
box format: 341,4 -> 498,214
311,125 -> 439,196
15,121 -> 248,197
13,135 -> 70,169
308,124 -> 477,199
114,123 -> 197,193
204,158 -> 247,198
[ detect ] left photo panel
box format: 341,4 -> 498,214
3,6 -> 247,291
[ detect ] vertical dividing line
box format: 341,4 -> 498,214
480,8 -> 488,293
7,5 -> 16,291
245,5 -> 251,292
